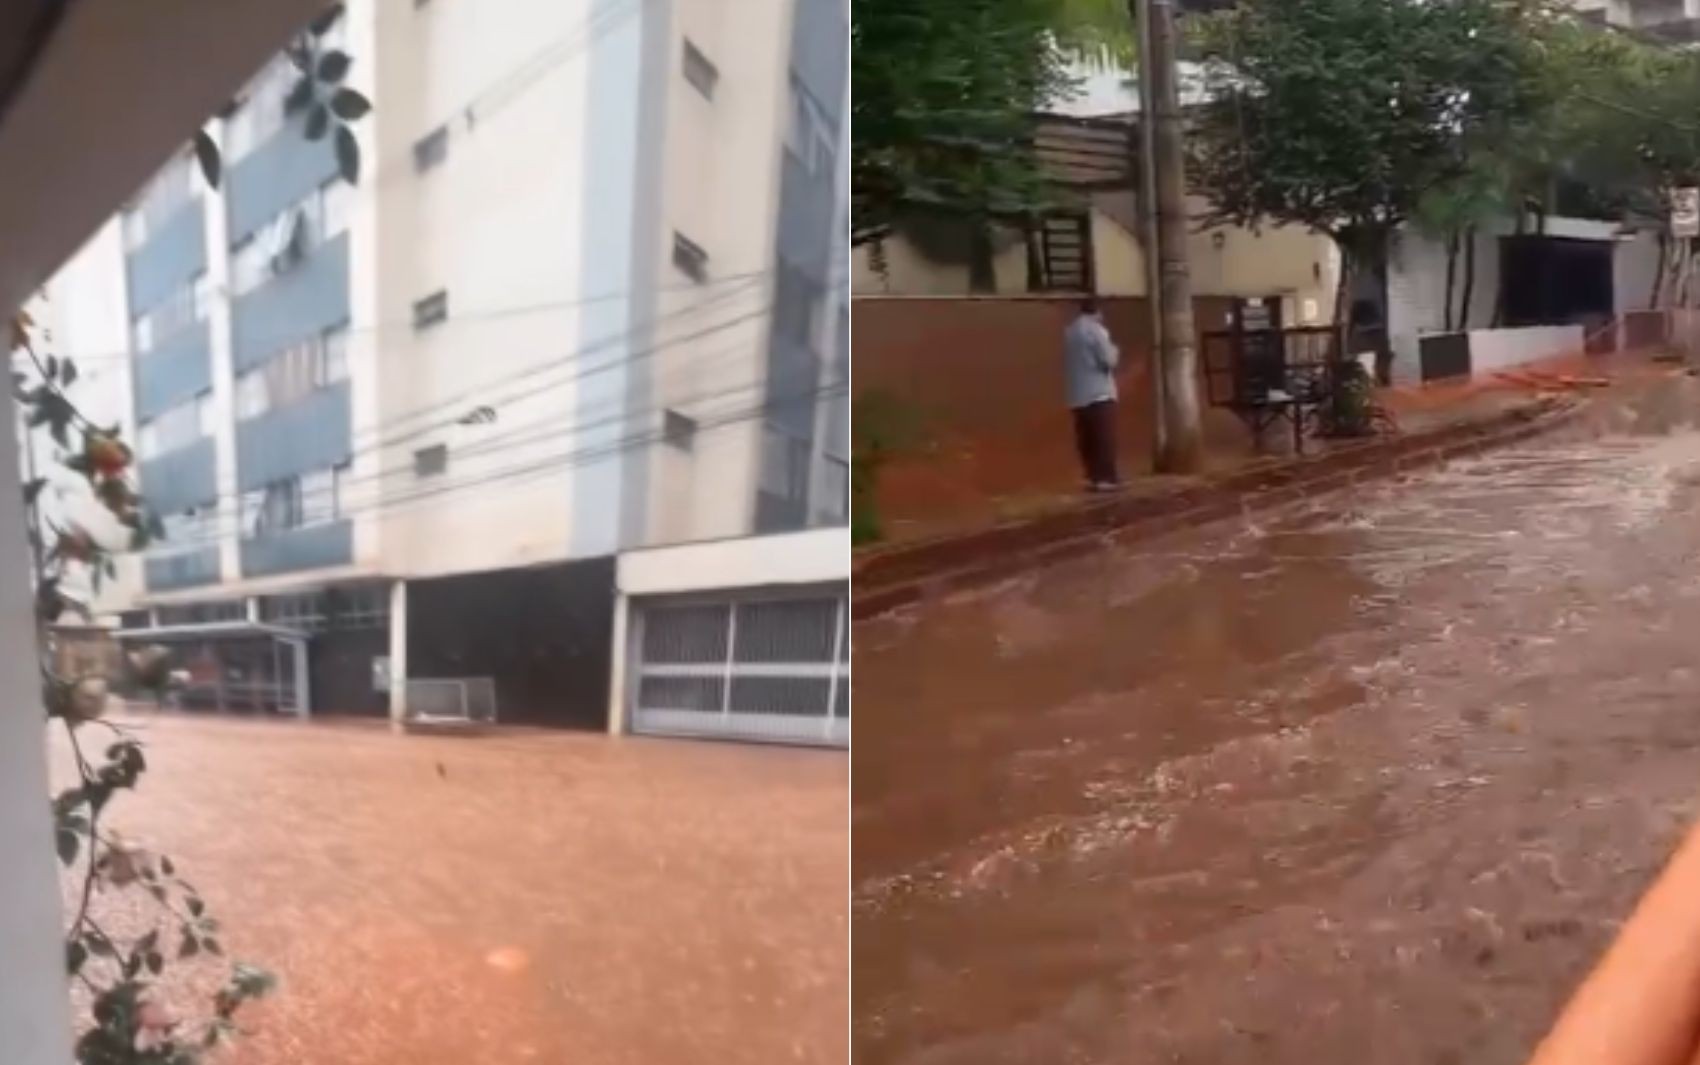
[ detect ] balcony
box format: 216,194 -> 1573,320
241,519 -> 352,578
134,320 -> 212,421
136,436 -> 216,517
144,545 -> 221,592
125,200 -> 206,314
235,380 -> 351,490
230,233 -> 350,372
226,115 -> 339,244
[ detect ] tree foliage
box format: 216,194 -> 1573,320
1187,0 -> 1546,314
851,0 -> 1080,246
13,8 -> 373,1060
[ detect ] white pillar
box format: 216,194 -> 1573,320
387,579 -> 407,724
0,355 -> 77,1060
606,593 -> 630,735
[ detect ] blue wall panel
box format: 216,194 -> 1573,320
144,547 -> 221,593
126,204 -> 207,315
240,520 -> 352,577
134,322 -> 212,422
230,235 -> 350,371
226,120 -> 339,244
137,437 -> 217,516
235,381 -> 351,491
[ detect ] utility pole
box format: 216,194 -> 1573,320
1146,0 -> 1204,473
1133,0 -> 1166,460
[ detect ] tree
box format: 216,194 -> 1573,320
851,0 -> 1079,250
1188,0 -> 1544,335
13,8 -> 370,1061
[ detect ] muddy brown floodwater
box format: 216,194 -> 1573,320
51,716 -> 846,1065
854,374 -> 1700,1065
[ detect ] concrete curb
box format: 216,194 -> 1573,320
853,398 -> 1583,621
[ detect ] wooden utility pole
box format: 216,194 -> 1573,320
1132,0 -> 1166,459
1146,0 -> 1204,473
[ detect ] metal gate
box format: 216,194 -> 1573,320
629,586 -> 848,746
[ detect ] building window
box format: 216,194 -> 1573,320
123,154 -> 197,253
414,127 -> 448,172
230,180 -> 347,295
223,56 -> 294,163
672,233 -> 709,282
413,290 -> 449,329
663,409 -> 697,451
784,78 -> 836,177
233,324 -> 350,420
322,177 -> 354,239
241,462 -> 345,538
324,322 -> 350,382
132,271 -> 209,355
682,40 -> 719,98
413,443 -> 448,477
137,389 -> 212,458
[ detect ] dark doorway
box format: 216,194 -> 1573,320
1498,236 -> 1614,329
407,556 -> 616,729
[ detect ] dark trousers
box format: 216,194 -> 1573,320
1071,399 -> 1119,485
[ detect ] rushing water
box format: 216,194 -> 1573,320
855,376 -> 1700,1065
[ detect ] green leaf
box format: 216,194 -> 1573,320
285,76 -> 315,116
335,125 -> 361,184
330,87 -> 371,121
317,49 -> 353,83
59,357 -> 76,387
146,951 -> 163,975
22,477 -> 45,506
66,941 -> 87,976
193,130 -> 222,190
55,827 -> 78,866
187,896 -> 205,918
305,103 -> 330,141
204,937 -> 223,956
86,933 -> 116,958
160,856 -> 175,876
44,355 -> 56,380
179,931 -> 199,958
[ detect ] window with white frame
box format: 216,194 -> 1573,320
229,180 -> 346,297
131,271 -> 209,355
784,78 -> 836,177
223,24 -> 347,164
240,461 -> 347,538
159,506 -> 216,550
322,177 -> 354,239
232,322 -> 350,420
122,154 -> 197,253
137,390 -> 212,458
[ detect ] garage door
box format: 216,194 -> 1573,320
629,586 -> 848,746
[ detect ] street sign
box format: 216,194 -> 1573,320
1674,187 -> 1699,238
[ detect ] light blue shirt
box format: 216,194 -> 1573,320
1063,313 -> 1119,409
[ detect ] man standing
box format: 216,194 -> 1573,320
1063,297 -> 1122,491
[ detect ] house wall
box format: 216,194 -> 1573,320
853,294 -> 1248,536
1385,228 -> 1502,383
851,196 -> 1339,321
1615,230 -> 1665,313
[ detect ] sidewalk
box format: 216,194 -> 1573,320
855,350 -> 1677,619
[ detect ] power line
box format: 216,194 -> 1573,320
32,267 -> 779,365
134,376 -> 846,551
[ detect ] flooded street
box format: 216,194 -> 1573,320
854,375 -> 1700,1064
52,717 -> 846,1065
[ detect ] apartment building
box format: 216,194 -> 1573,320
41,0 -> 849,746
1573,0 -> 1700,39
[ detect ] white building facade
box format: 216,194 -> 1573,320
43,0 -> 849,746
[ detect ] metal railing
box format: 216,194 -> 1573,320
403,677 -> 498,724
